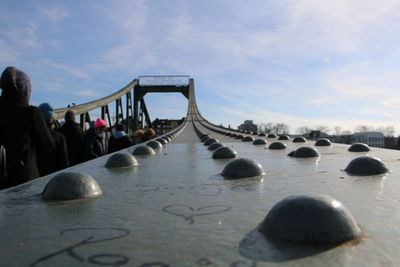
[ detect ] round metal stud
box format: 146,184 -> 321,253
208,142 -> 224,151
315,138 -> 332,146
146,140 -> 163,150
204,138 -> 219,146
253,139 -> 267,145
259,194 -> 361,244
235,135 -> 244,140
105,152 -> 139,168
157,138 -> 168,145
213,146 -> 237,159
267,134 -> 277,138
200,135 -> 209,142
278,135 -> 290,140
42,172 -> 103,201
230,133 -> 238,138
288,146 -> 320,158
221,158 -> 265,179
132,145 -> 156,156
258,133 -> 266,137
344,156 -> 389,176
293,137 -> 307,143
242,136 -> 255,142
268,142 -> 287,150
348,143 -> 370,152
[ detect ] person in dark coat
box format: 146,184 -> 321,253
108,124 -> 132,153
57,110 -> 85,166
142,128 -> 156,142
0,66 -> 55,189
84,118 -> 108,160
38,103 -> 69,175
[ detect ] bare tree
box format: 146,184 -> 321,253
258,123 -> 274,134
314,125 -> 330,134
259,122 -> 290,134
297,126 -> 311,135
377,126 -> 396,137
354,125 -> 374,133
333,126 -> 342,135
273,123 -> 290,134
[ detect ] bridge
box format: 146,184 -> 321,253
1,76 -> 399,266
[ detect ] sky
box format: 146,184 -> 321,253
1,0 -> 400,135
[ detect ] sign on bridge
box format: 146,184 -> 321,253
139,75 -> 189,87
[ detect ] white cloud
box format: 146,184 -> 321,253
43,6 -> 69,22
46,61 -> 91,80
0,39 -> 19,63
3,22 -> 40,49
76,90 -> 96,96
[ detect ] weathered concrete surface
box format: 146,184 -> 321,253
1,118 -> 400,266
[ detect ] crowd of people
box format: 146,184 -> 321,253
0,66 -> 156,190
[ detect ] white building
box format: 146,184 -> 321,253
352,132 -> 385,148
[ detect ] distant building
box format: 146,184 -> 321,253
330,134 -> 353,145
303,130 -> 329,140
152,118 -> 185,134
384,137 -> 398,150
352,132 -> 385,148
238,120 -> 258,133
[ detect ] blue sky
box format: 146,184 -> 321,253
1,0 -> 400,135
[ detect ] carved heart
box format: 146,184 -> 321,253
162,204 -> 232,224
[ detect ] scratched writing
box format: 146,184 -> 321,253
139,259 -> 257,266
162,204 -> 232,224
30,227 -> 130,266
135,184 -> 222,196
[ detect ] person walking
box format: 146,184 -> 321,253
0,67 -> 55,189
84,118 -> 108,160
108,124 -> 132,153
57,110 -> 85,166
38,103 -> 69,175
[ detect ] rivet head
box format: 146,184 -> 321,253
315,138 -> 332,146
253,139 -> 267,145
345,156 -> 389,176
105,152 -> 139,168
200,135 -> 209,142
258,133 -> 267,137
293,137 -> 307,143
242,136 -> 255,142
146,140 -> 163,150
208,142 -> 224,151
221,158 -> 265,179
42,172 -> 103,201
132,145 -> 156,156
230,133 -> 238,138
348,143 -> 370,152
235,135 -> 244,140
259,194 -> 361,244
268,142 -> 287,150
278,135 -> 290,140
213,146 -> 237,159
157,138 -> 168,145
267,134 -> 278,138
288,146 -> 320,158
204,138 -> 219,145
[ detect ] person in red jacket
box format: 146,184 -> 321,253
84,118 -> 108,160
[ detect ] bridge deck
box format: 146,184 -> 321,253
1,120 -> 400,266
